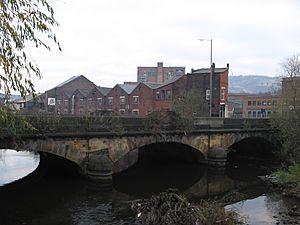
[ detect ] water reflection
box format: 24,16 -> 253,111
0,150 -> 298,225
0,149 -> 39,186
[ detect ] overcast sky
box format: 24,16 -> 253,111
29,0 -> 300,92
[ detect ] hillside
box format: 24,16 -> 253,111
229,75 -> 281,94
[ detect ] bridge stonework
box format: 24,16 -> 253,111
1,128 -> 275,182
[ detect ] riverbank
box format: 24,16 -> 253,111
263,163 -> 300,199
131,190 -> 246,225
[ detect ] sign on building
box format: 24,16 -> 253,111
206,89 -> 210,101
48,98 -> 56,106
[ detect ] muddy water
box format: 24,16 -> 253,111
0,149 -> 299,225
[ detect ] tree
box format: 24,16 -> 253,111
172,88 -> 209,118
172,88 -> 209,131
271,54 -> 300,163
279,54 -> 300,118
0,0 -> 61,97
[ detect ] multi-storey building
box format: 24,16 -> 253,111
106,84 -> 138,115
187,63 -> 229,117
281,76 -> 300,116
42,75 -> 97,115
86,87 -> 112,115
16,63 -> 229,117
229,93 -> 280,118
137,62 -> 185,83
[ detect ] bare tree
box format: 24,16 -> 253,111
279,54 -> 300,118
271,54 -> 300,163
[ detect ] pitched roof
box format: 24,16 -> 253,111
96,87 -> 112,96
143,82 -> 161,89
156,75 -> 184,89
118,84 -> 138,94
191,67 -> 228,74
141,75 -> 185,90
54,75 -> 81,88
73,89 -> 90,97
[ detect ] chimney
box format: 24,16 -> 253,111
227,63 -> 229,68
157,62 -> 164,83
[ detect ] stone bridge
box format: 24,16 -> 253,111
0,117 -> 277,182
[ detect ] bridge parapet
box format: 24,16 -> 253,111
0,114 -> 271,138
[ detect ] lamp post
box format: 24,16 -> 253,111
198,38 -> 213,117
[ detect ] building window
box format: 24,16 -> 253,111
166,90 -> 172,99
141,73 -> 148,82
87,98 -> 92,104
156,91 -> 160,100
221,87 -> 226,101
248,111 -> 252,117
120,96 -> 125,104
97,97 -> 102,105
167,71 -> 173,80
119,109 -> 125,115
262,100 -> 267,106
257,111 -> 261,118
64,99 -> 68,106
57,100 -> 62,105
161,90 -> 165,100
257,101 -> 261,106
267,100 -> 271,106
252,101 -> 256,106
132,109 -> 139,115
248,101 -> 251,106
267,111 -> 272,117
252,111 -> 257,118
133,96 -> 139,104
108,97 -> 113,105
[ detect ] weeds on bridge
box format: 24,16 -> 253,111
0,108 -> 35,138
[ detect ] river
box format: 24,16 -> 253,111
0,149 -> 300,225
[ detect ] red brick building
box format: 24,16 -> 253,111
187,63 -> 229,117
106,84 -> 138,115
42,75 -> 97,114
228,93 -> 280,118
129,83 -> 155,116
25,63 -> 229,117
137,62 -> 185,83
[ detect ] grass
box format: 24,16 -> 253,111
273,163 -> 300,186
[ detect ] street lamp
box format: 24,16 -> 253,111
198,38 -> 213,117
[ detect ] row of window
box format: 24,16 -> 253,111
119,109 -> 139,115
57,96 -> 140,106
156,90 -> 172,100
247,100 -> 277,107
247,110 -> 272,118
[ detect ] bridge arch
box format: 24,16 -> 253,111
113,142 -> 206,173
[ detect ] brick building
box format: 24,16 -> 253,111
187,63 -> 229,117
86,87 -> 112,115
43,75 -> 97,115
137,62 -> 185,83
19,63 -> 229,117
281,76 -> 300,116
106,84 -> 138,115
228,93 -> 280,118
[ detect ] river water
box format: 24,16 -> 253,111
0,149 -> 300,225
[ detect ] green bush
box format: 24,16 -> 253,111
273,163 -> 300,185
